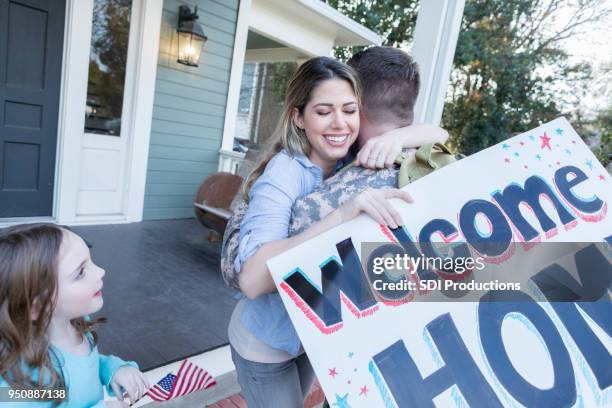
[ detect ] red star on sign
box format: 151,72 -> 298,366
599,174 -> 606,181
359,385 -> 369,396
504,158 -> 510,163
540,132 -> 552,150
328,367 -> 338,378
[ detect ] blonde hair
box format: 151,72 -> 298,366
243,56 -> 361,199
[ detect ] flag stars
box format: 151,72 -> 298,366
540,132 -> 552,150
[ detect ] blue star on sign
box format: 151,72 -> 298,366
536,154 -> 542,161
502,143 -> 510,150
555,128 -> 564,136
333,393 -> 351,408
585,159 -> 593,170
528,135 -> 535,141
514,152 -> 520,157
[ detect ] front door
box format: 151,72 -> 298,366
0,0 -> 65,217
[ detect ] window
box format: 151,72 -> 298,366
84,0 -> 132,136
234,62 -> 297,151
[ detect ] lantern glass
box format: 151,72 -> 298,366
177,31 -> 204,67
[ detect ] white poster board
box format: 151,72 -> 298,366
267,118 -> 612,407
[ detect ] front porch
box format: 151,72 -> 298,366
72,218 -> 236,371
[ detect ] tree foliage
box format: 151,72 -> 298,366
324,0 -> 611,161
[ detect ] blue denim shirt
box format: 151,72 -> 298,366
235,149 -> 341,356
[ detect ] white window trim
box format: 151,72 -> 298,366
52,0 -> 162,226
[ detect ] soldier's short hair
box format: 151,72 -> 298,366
348,46 -> 420,127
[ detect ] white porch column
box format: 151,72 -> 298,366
220,0 -> 252,153
411,0 -> 465,125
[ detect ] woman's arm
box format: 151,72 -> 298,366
356,124 -> 449,168
388,123 -> 449,146
239,188 -> 413,299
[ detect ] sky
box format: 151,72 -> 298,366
551,0 -> 612,116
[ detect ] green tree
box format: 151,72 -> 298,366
324,0 -> 611,157
442,0 -> 607,155
593,107 -> 612,166
324,0 -> 419,60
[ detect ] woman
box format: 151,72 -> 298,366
227,56 -> 414,408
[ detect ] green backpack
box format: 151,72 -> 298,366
396,142 -> 457,187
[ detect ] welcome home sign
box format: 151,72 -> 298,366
267,118 -> 612,407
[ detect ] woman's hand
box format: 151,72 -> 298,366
337,188 -> 413,229
109,365 -> 150,405
238,188 -> 413,299
355,134 -> 403,169
356,124 -> 449,169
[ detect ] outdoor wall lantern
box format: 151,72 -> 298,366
177,5 -> 208,67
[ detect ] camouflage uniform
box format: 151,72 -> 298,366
220,165 -> 399,289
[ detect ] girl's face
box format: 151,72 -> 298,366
293,78 -> 359,167
53,230 -> 105,320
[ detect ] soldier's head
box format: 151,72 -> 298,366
348,47 -> 420,144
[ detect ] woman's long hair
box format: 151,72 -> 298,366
243,56 -> 362,200
0,224 -> 104,392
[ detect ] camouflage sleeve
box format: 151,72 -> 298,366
220,199 -> 249,290
289,166 -> 399,236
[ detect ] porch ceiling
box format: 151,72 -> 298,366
250,0 -> 382,58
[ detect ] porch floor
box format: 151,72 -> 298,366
72,218 -> 238,371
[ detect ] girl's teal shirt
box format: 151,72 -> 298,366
0,333 -> 137,407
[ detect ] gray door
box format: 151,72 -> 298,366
0,0 -> 65,217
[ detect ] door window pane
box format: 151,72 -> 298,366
84,0 -> 132,136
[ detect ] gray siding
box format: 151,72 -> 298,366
144,0 -> 238,220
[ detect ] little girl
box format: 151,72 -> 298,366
0,223 -> 149,407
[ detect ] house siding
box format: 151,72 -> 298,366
143,0 -> 238,220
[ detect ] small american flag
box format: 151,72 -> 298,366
145,359 -> 216,401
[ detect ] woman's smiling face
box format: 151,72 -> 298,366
293,78 -> 359,169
